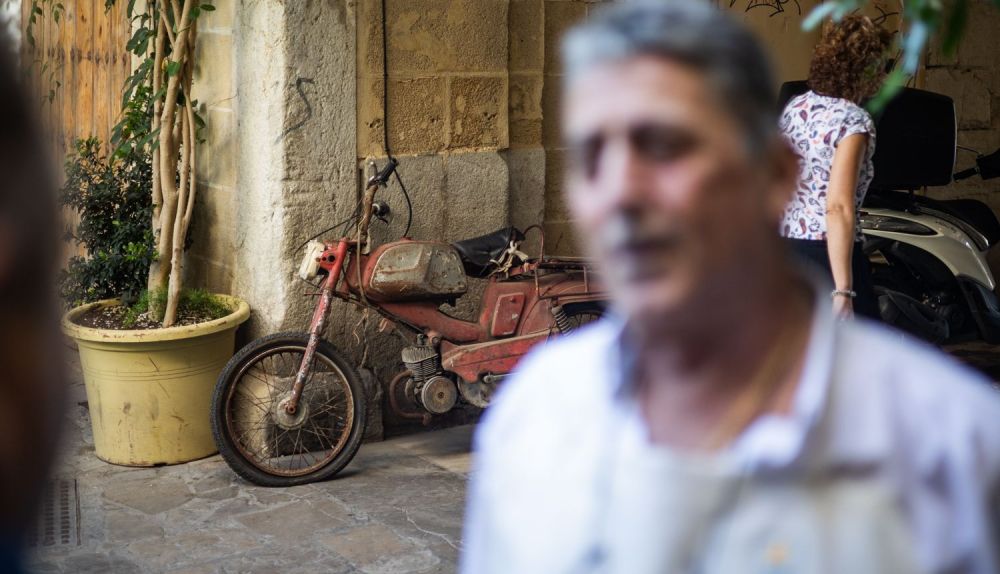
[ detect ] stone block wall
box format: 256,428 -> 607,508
923,0 -> 1000,209
357,0 -> 509,157
539,1 -> 609,256
187,0 -> 238,296
355,0 -> 512,260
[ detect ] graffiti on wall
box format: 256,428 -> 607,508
730,0 -> 802,17
730,0 -> 899,23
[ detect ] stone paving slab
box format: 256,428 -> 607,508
28,369 -> 474,574
31,338 -> 999,574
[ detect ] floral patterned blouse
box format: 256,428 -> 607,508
779,90 -> 876,241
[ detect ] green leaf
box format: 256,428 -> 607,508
941,0 -> 969,57
166,61 -> 182,77
902,20 -> 931,73
126,27 -> 151,53
802,2 -> 838,30
866,69 -> 909,115
200,3 -> 216,10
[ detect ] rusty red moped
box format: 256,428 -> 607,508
210,159 -> 606,486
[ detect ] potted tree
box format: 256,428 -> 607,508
59,0 -> 250,466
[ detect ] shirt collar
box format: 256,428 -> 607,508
605,269 -> 838,471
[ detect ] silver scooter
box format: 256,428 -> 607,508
862,146 -> 1000,343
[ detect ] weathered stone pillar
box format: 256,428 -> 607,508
232,0 -> 291,335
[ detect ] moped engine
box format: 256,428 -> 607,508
400,344 -> 458,415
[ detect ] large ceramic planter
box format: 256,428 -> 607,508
62,296 -> 251,466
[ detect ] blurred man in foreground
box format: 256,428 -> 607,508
0,43 -> 64,572
462,1 -> 1000,572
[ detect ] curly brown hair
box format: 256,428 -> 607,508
807,15 -> 894,104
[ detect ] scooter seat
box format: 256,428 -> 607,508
452,227 -> 525,277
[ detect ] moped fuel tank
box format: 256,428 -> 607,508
366,240 -> 468,301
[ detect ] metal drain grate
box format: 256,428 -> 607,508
27,478 -> 80,548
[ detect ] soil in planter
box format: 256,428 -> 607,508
74,289 -> 232,330
75,305 -> 225,330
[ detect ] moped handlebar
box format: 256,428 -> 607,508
952,148 -> 1000,182
954,167 -> 978,181
357,158 -> 398,247
367,157 -> 398,188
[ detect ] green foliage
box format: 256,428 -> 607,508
804,0 -> 1000,113
58,138 -> 155,307
122,287 -> 230,327
182,288 -> 232,320
108,0 -> 213,156
121,288 -> 163,326
112,74 -> 158,159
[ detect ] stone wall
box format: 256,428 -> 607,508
188,0 -> 239,304
540,1 -> 611,256
356,0 -> 511,249
923,0 -> 1000,208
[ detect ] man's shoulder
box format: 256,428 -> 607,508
836,320 -> 1000,459
473,319 -> 620,451
842,320 -> 994,392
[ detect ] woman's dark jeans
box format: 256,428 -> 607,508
785,238 -> 880,321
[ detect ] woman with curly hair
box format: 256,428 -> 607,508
780,15 -> 893,319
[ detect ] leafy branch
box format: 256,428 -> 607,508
805,0 -> 999,112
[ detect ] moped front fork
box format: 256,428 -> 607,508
284,241 -> 350,415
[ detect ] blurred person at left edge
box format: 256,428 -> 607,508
0,38 -> 66,573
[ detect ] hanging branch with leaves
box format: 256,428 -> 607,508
804,0 -> 999,112
109,0 -> 213,327
24,0 -> 66,104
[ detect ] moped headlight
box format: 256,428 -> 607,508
298,240 -> 326,281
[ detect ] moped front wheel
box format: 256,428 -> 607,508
211,332 -> 366,487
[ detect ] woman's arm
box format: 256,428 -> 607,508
826,133 -> 868,317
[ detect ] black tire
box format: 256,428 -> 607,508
210,332 -> 366,487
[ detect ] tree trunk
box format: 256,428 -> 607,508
148,0 -> 196,325
147,1 -> 169,304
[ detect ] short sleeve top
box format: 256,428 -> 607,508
779,90 -> 876,241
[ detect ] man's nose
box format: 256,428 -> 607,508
598,137 -> 651,208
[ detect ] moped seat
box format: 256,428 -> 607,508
452,227 -> 525,277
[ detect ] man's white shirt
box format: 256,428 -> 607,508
461,297 -> 1000,573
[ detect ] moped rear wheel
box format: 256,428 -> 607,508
211,332 -> 366,487
563,303 -> 604,330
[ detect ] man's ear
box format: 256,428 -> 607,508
764,137 -> 799,221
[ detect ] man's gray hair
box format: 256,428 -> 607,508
562,0 -> 779,152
